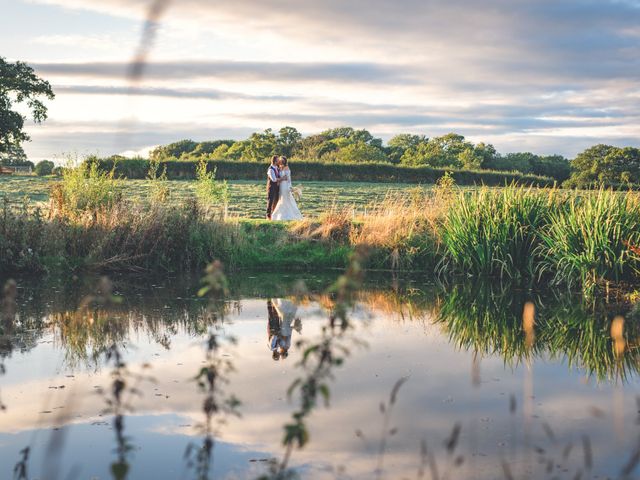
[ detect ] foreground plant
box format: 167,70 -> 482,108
185,260 -> 240,480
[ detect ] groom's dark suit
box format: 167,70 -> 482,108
266,164 -> 280,219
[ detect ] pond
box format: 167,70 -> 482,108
0,272 -> 639,479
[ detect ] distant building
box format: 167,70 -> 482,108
0,165 -> 33,175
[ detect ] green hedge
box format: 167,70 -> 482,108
92,158 -> 554,186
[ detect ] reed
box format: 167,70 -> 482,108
538,189 -> 640,294
439,185 -> 553,279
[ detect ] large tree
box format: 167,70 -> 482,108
567,144 -> 640,187
0,57 -> 54,162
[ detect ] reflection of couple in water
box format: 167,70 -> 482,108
267,299 -> 301,361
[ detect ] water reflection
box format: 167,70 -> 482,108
268,299 -> 302,361
0,273 -> 639,479
437,281 -> 640,381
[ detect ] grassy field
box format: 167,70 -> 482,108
0,175 -> 425,218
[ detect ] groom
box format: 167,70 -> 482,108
266,155 -> 281,220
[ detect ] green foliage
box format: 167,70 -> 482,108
386,134 -> 426,163
149,139 -> 199,161
440,186 -> 552,279
0,57 -> 55,156
484,152 -> 570,182
328,141 -> 387,163
566,144 -> 640,188
195,158 -> 229,211
52,157 -> 122,214
34,160 -> 54,176
538,189 -> 640,294
93,158 -> 553,186
146,158 -> 170,203
401,133 -> 473,167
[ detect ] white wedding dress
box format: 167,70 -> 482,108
272,168 -> 303,221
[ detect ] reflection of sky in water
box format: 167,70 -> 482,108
1,279 -> 639,479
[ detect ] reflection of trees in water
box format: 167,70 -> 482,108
437,281 -> 640,381
4,274 -> 639,382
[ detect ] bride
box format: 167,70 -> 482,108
272,156 -> 303,221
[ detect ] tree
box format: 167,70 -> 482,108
530,154 -> 571,182
244,129 -> 278,161
401,133 -> 472,168
149,139 -> 198,161
191,140 -> 235,157
566,144 -> 640,188
277,126 -> 302,157
1,57 -> 54,158
35,159 -> 54,176
387,134 -> 426,163
334,142 -> 388,163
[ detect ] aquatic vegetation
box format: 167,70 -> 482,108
439,185 -> 552,279
538,189 -> 640,294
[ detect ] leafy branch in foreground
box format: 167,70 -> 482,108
258,247 -> 368,479
185,260 -> 240,480
87,278 -> 152,480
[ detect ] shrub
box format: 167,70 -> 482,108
91,158 -> 554,187
147,158 -> 170,203
35,160 -> 54,176
195,158 -> 229,215
51,158 -> 122,216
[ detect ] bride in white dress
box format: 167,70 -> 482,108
272,157 -> 303,221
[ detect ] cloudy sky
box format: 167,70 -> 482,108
2,0 -> 640,160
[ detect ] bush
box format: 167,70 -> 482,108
194,158 -> 229,214
51,159 -> 122,216
35,160 -> 54,176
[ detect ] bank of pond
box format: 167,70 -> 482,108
2,186 -> 639,298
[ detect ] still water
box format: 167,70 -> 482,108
0,272 -> 639,479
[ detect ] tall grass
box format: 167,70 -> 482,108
352,189 -> 440,270
50,159 -> 122,217
439,186 -> 552,279
538,189 -> 640,294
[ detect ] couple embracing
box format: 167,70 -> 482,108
266,155 -> 303,221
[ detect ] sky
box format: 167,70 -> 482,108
1,0 -> 639,160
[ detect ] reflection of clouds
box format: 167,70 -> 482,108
1,298 -> 638,478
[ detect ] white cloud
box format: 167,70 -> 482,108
10,0 -> 640,158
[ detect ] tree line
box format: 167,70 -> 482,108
147,127 -> 573,183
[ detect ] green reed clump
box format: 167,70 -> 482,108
538,189 -> 640,293
439,186 -> 552,279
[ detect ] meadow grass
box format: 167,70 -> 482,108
0,175 -> 427,218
